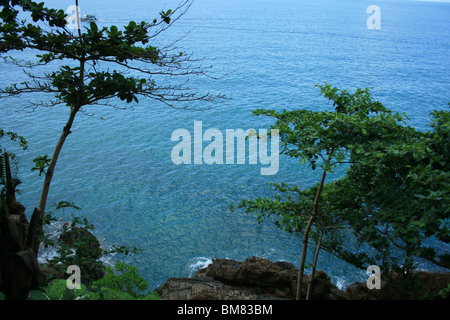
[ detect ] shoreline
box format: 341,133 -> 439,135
155,256 -> 450,300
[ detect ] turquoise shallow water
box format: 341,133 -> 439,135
1,0 -> 449,289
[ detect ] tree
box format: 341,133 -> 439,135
0,0 -> 225,257
334,108 -> 450,274
235,84 -> 411,299
234,181 -> 345,299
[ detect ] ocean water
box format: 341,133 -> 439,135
1,0 -> 449,290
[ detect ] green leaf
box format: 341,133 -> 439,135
90,21 -> 98,33
31,154 -> 50,176
55,201 -> 81,211
60,288 -> 76,300
28,290 -> 50,300
109,25 -> 119,35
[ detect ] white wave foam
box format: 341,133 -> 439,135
187,257 -> 213,276
37,220 -> 67,264
334,276 -> 351,290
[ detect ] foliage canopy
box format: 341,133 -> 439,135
235,84 -> 449,298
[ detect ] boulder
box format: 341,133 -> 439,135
159,256 -> 340,300
158,257 -> 450,300
58,227 -> 102,259
42,227 -> 105,285
195,258 -> 241,283
415,271 -> 450,299
156,276 -> 276,300
345,282 -> 371,300
234,256 -> 297,288
345,270 -> 450,300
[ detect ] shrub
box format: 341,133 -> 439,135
90,262 -> 160,300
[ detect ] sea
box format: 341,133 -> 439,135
1,0 -> 449,290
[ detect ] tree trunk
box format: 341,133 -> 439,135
36,10 -> 85,255
306,230 -> 323,300
3,152 -> 16,206
296,149 -> 334,300
37,108 -> 77,214
35,106 -> 79,256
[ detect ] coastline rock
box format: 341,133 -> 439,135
41,227 -> 105,285
156,276 -> 283,300
157,256 -> 450,300
58,227 -> 102,259
157,256 -> 342,300
346,270 -> 450,300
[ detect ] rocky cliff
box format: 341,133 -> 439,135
156,256 -> 450,300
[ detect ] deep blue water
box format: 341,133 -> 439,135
1,0 -> 449,290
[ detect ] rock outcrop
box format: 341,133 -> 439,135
345,270 -> 450,300
41,226 -> 105,285
156,256 -> 450,300
157,256 -> 345,300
